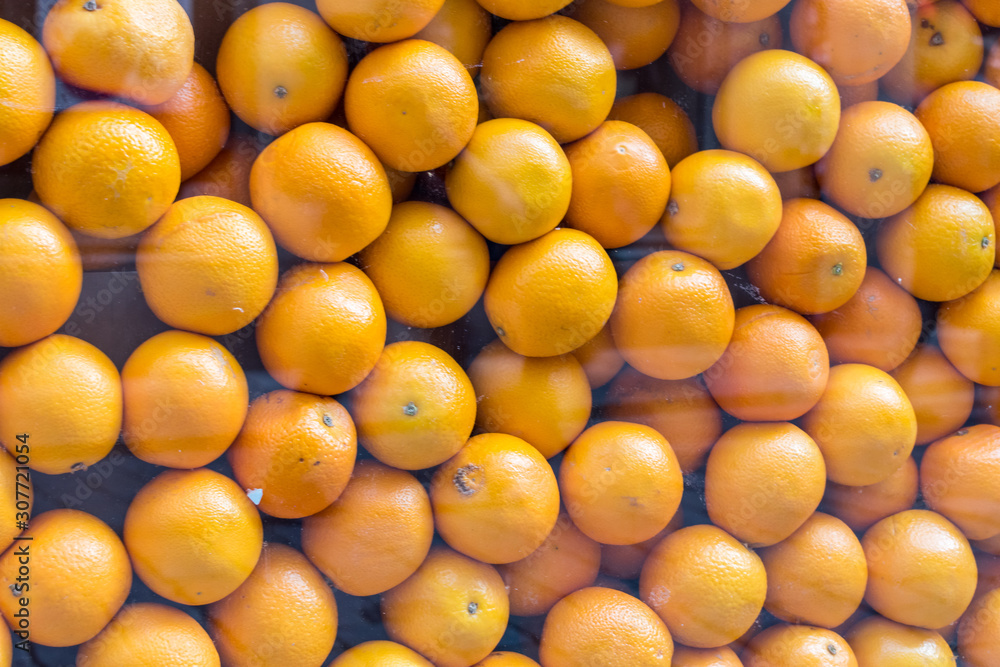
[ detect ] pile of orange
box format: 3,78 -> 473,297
2,0 -> 1000,665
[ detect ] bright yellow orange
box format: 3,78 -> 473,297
570,0 -> 681,70
475,0 -> 572,20
742,624 -> 857,667
607,92 -> 698,168
474,652 -> 540,667
937,269 -> 1000,386
177,132 -> 263,208
845,615 -> 955,667
316,0 -> 445,42
329,641 -> 433,667
570,322 -> 625,389
0,18 -> 54,166
889,344 -> 974,445
413,0 -> 492,73
958,587 -> 1000,667
824,456 -> 919,532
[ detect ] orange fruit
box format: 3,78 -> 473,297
983,183 -> 1000,268
889,343 -> 974,445
0,334 -> 121,475
249,122 -> 392,262
570,0 -> 681,71
431,432 -> 560,564
814,101 -> 934,219
839,80 -> 880,108
0,198 -> 81,347
123,468 -> 263,606
136,195 -> 278,336
570,322 -> 625,389
0,18 -> 54,166
563,120 -> 671,249
255,262 -> 386,396
823,456 -> 919,532
381,546 -> 509,667
962,0 -> 1000,25
844,614 -> 955,666
745,198 -> 867,315
316,0 -> 445,42
480,15 -> 616,143
0,509 -> 131,647
445,118 -> 571,245
809,267 -> 922,373
771,166 -> 822,200
122,329 -> 248,469
607,92 -> 698,168
671,645 -> 743,667
661,149 -> 782,270
741,624 -> 857,667
706,422 -> 827,548
216,3 -> 347,136
42,0 -> 194,104
875,184 -> 994,303
177,132 -> 262,208
207,543 -> 337,667
474,0 -> 572,20
985,38 -> 1000,88
468,339 -> 592,459
498,512 -> 602,616
880,0 -> 984,106
358,201 -> 490,329
937,269 -> 1000,386
758,512 -> 868,628
413,0 -> 492,73
640,524 -> 767,648
345,40 -> 477,172
599,509 -> 684,580
484,228 -> 617,357
76,603 -> 221,666
139,62 -> 230,181
32,100 -> 180,239
227,389 -> 357,519
689,0 -> 789,22
329,641 -> 433,667
351,340 -> 476,470
474,652 -> 540,667
703,304 -> 830,422
957,587 -> 1000,667
915,81 -> 1000,193
539,587 -> 674,665
302,459 -> 433,597
789,0 -> 911,86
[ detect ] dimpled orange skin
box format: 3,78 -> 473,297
889,344 -> 974,445
0,19 -> 55,166
570,0 -> 681,71
413,0 -> 492,73
958,587 -> 1000,667
937,270 -> 1000,386
607,93 -> 698,169
845,614 -> 955,667
42,0 -> 194,105
0,509 -> 132,648
250,122 -> 392,263
671,645 -> 743,667
475,0 -> 572,20
480,16 -> 617,144
316,0 -> 445,42
32,101 -> 180,239
824,456 -> 920,533
136,195 -> 279,336
742,624 -> 858,667
330,641 -> 434,666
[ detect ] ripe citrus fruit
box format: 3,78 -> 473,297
475,653 -> 540,667
671,646 -> 743,667
823,456 -> 919,532
599,510 -> 684,581
316,0 -> 445,42
690,0 -> 790,22
0,18 -> 54,167
570,322 -> 625,389
413,0 -> 492,73
957,587 -> 1000,667
607,92 -> 698,168
889,344 -> 974,445
329,641 -> 433,667
936,269 -> 1000,386
475,0 -> 572,20
741,624 -> 857,667
962,0 -> 1000,25
570,0 -> 681,71
844,614 -> 956,666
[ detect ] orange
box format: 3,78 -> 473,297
771,166 -> 822,200
249,122 -> 392,263
809,267 -> 922,372
445,118 -> 571,245
123,468 -> 263,605
330,641 -> 433,667
640,524 -> 767,648
889,344 -> 974,445
467,339 -> 592,459
875,184 -> 994,302
32,101 -> 180,239
599,509 -> 684,580
689,0 -> 789,22
741,624 -> 857,667
139,62 -> 230,181
358,201 -> 490,329
758,512 -> 868,628
0,509 -> 131,647
713,50 -> 841,173
880,0 -> 983,106
474,652 -> 540,667
570,322 -> 625,389
863,509 -> 978,629
661,149 -> 782,270
844,614 -> 955,666
302,460 -> 433,597
351,341 -> 476,470
42,0 -> 194,104
607,92 -> 698,168
789,0 -> 911,86
839,80 -> 880,108
346,40 -> 477,172
498,512 -> 602,616
915,81 -> 1000,193
431,432 -> 560,564
484,228 -> 617,357
207,543 -> 337,667
0,18 -> 54,166
0,334 -> 121,475
381,546 -> 509,667
0,449 -> 29,555
122,329 -> 249,469
316,0 -> 445,42
76,603 -> 221,667
474,0 -> 572,20
136,195 -> 279,336
957,587 -> 1000,667
937,270 -> 1000,386
0,199 -> 81,347
561,421 -> 683,546
823,456 -> 919,532
814,101 -> 934,219
227,389 -> 357,519
745,198 -> 867,315
255,262 -> 386,396
539,587 -> 674,665
570,0 -> 681,71
983,183 -> 1000,268
667,4 -> 783,96
413,0 -> 492,74
706,422 -> 827,548
962,0 -> 1000,25
671,646 -> 743,667
563,120 -> 671,249
480,16 -> 616,143
177,132 -> 263,208
703,304 -> 830,422
216,3 -> 347,136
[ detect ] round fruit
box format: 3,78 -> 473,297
570,323 -> 626,390
958,587 -> 1000,667
475,0 -> 572,20
690,0 -> 790,22
0,18 -> 54,167
316,0 -> 445,42
76,603 -> 221,666
888,344 -> 974,445
936,269 -> 1000,386
329,641 -> 434,666
608,92 -> 698,168
823,456 -> 919,532
570,0 -> 682,71
741,624 -> 858,667
413,0 -> 492,73
845,615 -> 955,667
